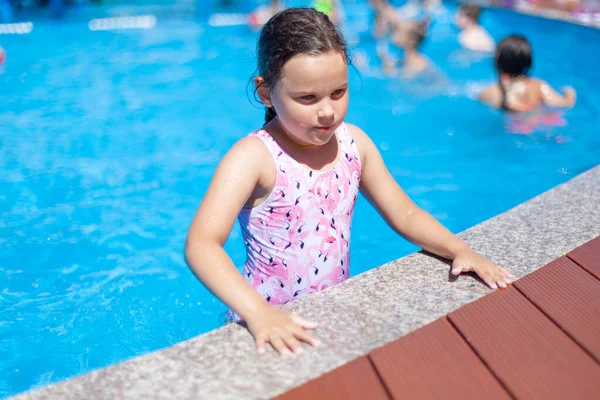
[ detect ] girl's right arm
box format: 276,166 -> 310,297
538,80 -> 576,108
184,137 -> 319,356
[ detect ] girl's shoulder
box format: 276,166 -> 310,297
231,131 -> 273,158
528,77 -> 550,92
343,122 -> 366,142
218,132 -> 275,179
344,122 -> 367,141
344,122 -> 372,165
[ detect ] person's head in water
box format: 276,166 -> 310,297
495,35 -> 532,79
253,8 -> 351,146
393,18 -> 429,52
456,4 -> 480,29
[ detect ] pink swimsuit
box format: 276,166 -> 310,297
238,123 -> 361,307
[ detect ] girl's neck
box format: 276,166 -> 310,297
404,49 -> 421,61
404,50 -> 425,69
264,120 -> 341,172
463,23 -> 479,33
267,120 -> 318,150
502,75 -> 528,86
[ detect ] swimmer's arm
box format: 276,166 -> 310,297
185,137 -> 271,321
379,53 -> 397,76
537,80 -> 576,108
478,84 -> 502,108
349,124 -> 468,260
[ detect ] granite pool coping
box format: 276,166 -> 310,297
11,164 -> 600,400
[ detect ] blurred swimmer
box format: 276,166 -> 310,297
479,35 -> 576,112
456,4 -> 495,52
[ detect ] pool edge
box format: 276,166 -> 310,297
462,0 -> 600,30
9,163 -> 600,400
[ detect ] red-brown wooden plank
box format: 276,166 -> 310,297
275,356 -> 389,400
369,318 -> 512,400
515,257 -> 600,362
568,236 -> 600,280
448,286 -> 600,400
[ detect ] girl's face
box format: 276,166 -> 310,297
261,50 -> 349,147
455,12 -> 470,30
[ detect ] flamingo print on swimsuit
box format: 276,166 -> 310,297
236,123 -> 361,312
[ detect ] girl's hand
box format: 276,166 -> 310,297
451,248 -> 514,289
562,86 -> 576,97
562,86 -> 576,105
245,305 -> 321,356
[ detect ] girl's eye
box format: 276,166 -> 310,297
332,89 -> 346,96
301,95 -> 315,100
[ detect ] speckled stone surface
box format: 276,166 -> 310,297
11,165 -> 600,400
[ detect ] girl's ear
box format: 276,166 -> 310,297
255,76 -> 272,107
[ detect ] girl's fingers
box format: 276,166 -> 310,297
282,334 -> 303,355
451,266 -> 463,276
293,327 -> 321,348
270,336 -> 291,357
256,334 -> 267,354
490,270 -> 507,289
291,314 -> 318,330
486,276 -> 498,289
499,265 -> 512,276
477,263 -> 513,289
498,267 -> 514,287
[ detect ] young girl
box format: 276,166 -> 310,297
479,35 -> 576,112
185,8 -> 513,357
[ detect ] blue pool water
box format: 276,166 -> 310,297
1,0 -> 599,397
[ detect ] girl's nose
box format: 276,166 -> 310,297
317,102 -> 335,119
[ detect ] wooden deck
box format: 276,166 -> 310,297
276,236 -> 600,400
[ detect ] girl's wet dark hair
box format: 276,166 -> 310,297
495,35 -> 532,111
495,35 -> 532,77
250,8 -> 351,124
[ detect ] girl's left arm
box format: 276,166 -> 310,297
349,124 -> 513,289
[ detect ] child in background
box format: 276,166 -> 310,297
371,0 -> 401,39
479,35 -> 576,111
456,4 -> 495,52
185,8 -> 513,356
248,0 -> 283,29
378,17 -> 431,78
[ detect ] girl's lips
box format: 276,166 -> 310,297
317,126 -> 332,131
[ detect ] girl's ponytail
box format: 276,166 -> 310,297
265,107 -> 277,124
